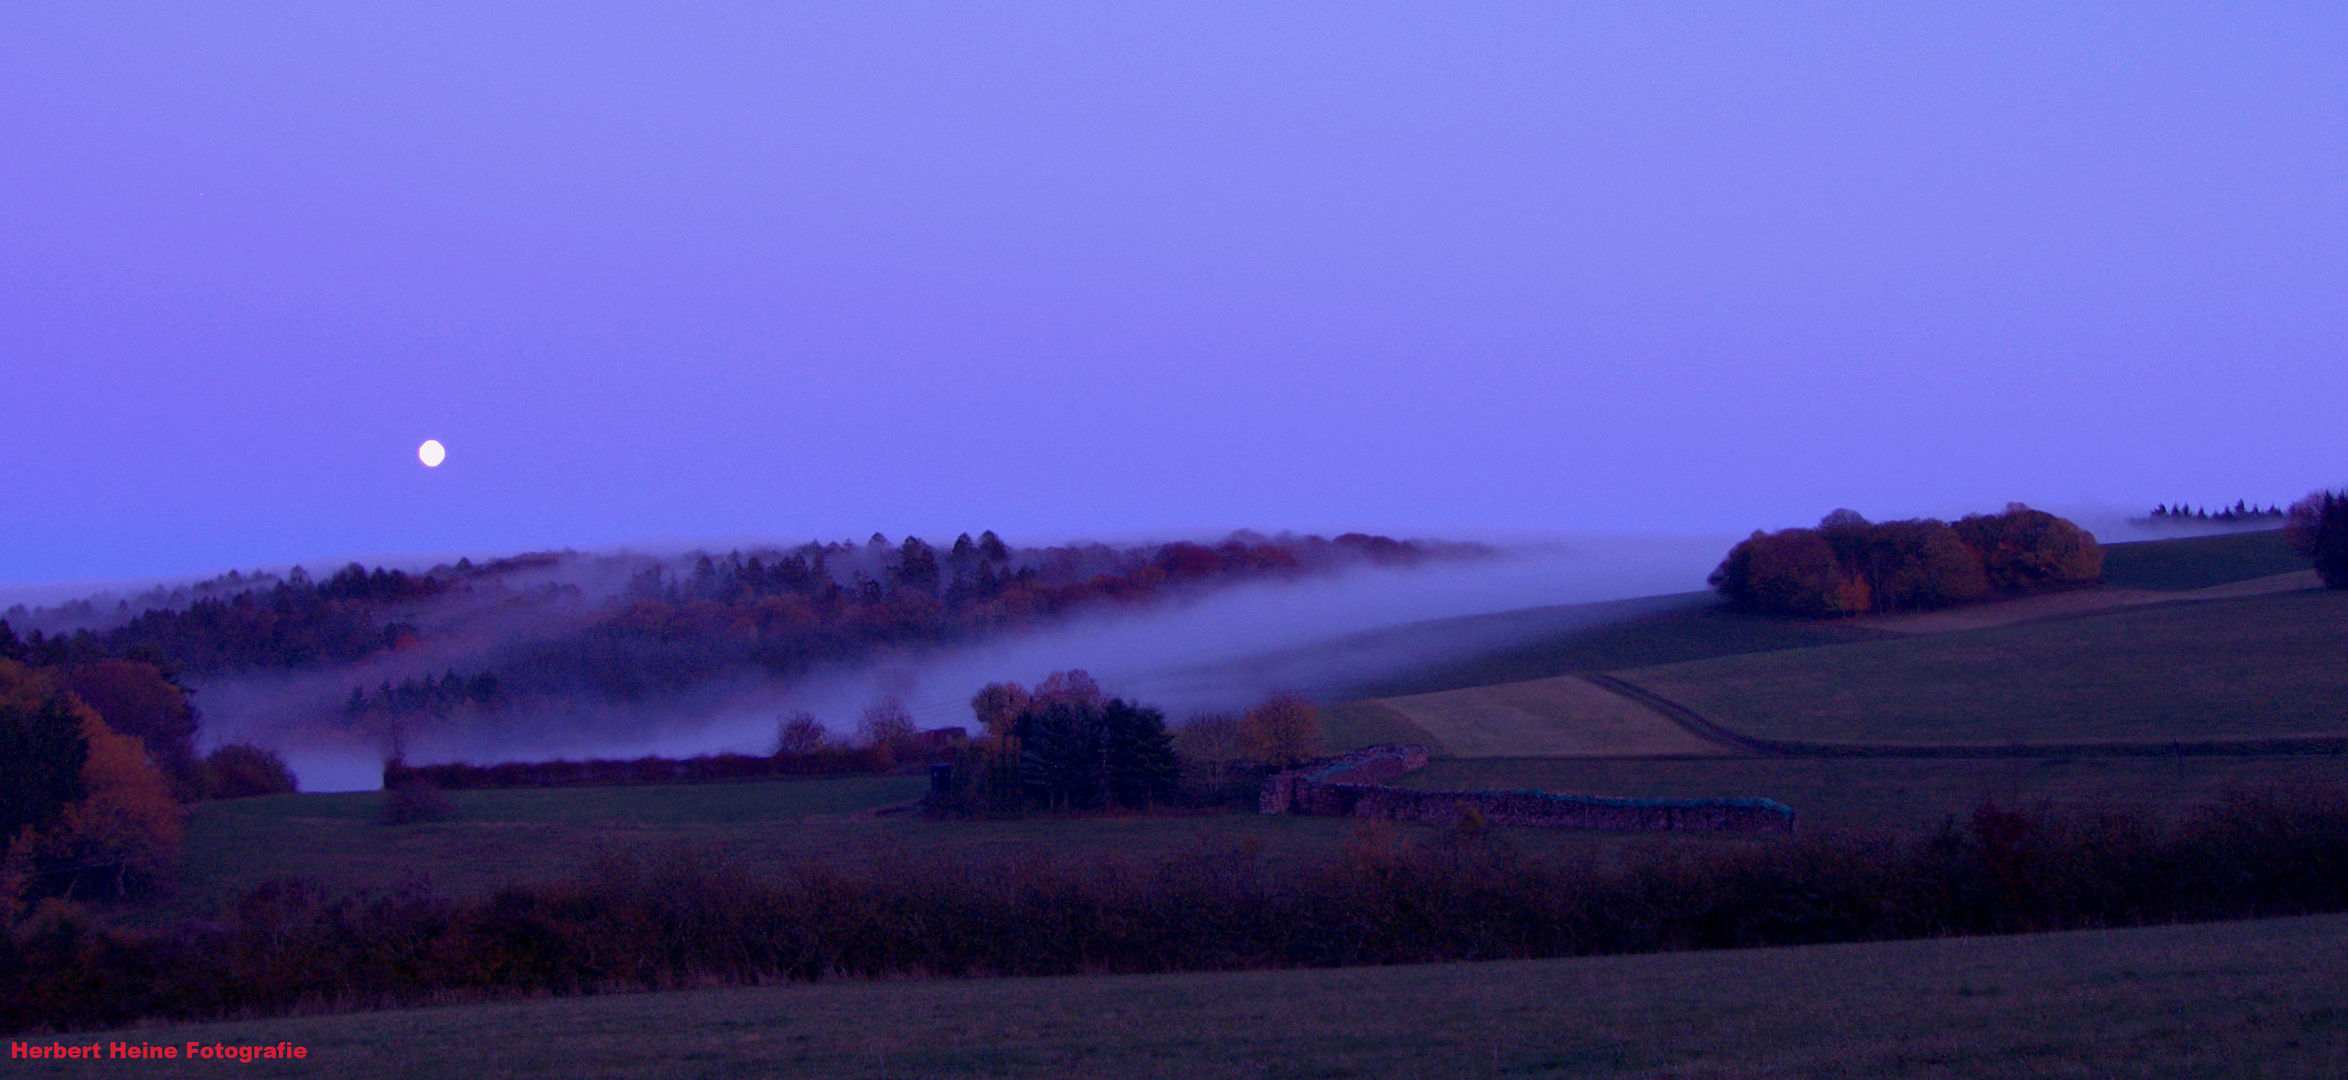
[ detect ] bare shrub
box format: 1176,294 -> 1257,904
856,696 -> 918,765
773,710 -> 828,755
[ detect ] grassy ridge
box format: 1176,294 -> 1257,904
1616,589 -> 2348,746
23,913 -> 2348,1079
2099,528 -> 2310,591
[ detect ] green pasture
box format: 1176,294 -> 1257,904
2098,528 -> 2310,591
1405,754 -> 2348,835
1614,588 -> 2348,747
31,913 -> 2348,1079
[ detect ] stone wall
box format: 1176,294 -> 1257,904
1261,744 -> 1796,834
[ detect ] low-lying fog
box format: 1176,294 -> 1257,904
206,534 -> 1733,791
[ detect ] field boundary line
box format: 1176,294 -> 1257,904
1578,674 -> 1777,754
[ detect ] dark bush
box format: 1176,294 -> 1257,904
379,779 -> 452,825
199,743 -> 297,799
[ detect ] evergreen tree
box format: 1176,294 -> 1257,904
894,537 -> 941,596
2287,490 -> 2348,588
1016,699 -> 1104,809
0,693 -> 91,840
978,530 -> 1010,563
1102,699 -> 1179,808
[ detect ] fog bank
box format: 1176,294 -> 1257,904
232,534 -> 1729,790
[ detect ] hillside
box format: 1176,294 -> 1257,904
1614,587 -> 2348,747
2098,528 -> 2311,591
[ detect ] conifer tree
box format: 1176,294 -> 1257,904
2287,490 -> 2348,588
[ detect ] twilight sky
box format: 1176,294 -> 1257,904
5,3 -> 2344,586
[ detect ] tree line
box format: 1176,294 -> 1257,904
492,531 -> 1463,704
10,784 -> 2348,1033
8,532 -> 1471,731
2143,500 -> 2286,524
1710,504 -> 2104,617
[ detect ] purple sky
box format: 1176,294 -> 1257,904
5,3 -> 2344,586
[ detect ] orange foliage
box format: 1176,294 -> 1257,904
40,709 -> 183,897
1239,693 -> 1324,767
0,660 -> 183,904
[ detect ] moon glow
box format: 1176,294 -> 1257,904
418,439 -> 446,467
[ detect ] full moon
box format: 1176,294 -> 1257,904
418,439 -> 446,467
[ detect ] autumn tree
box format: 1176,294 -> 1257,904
2286,489 -> 2348,588
1238,693 -> 1323,768
773,710 -> 828,755
1034,669 -> 1104,708
43,708 -> 184,897
51,660 -> 201,796
1710,528 -> 1869,617
856,696 -> 918,752
1717,505 -> 2100,617
1951,503 -> 2103,593
969,682 -> 1033,744
1173,712 -> 1245,789
1848,518 -> 1988,612
0,661 -> 181,902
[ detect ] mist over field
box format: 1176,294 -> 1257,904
165,534 -> 1723,791
0,501 -> 2304,793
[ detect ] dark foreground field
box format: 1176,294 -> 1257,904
25,912 -> 2348,1079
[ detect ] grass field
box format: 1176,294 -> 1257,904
27,913 -> 2348,1079
1319,698 -> 1446,754
1402,754 -> 2348,834
1614,587 -> 2348,747
2099,528 -> 2310,591
161,774 -> 1759,924
1344,602 -> 1902,699
1368,675 -> 1726,758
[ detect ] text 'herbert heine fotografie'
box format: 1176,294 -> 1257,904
12,1040 -> 309,1061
